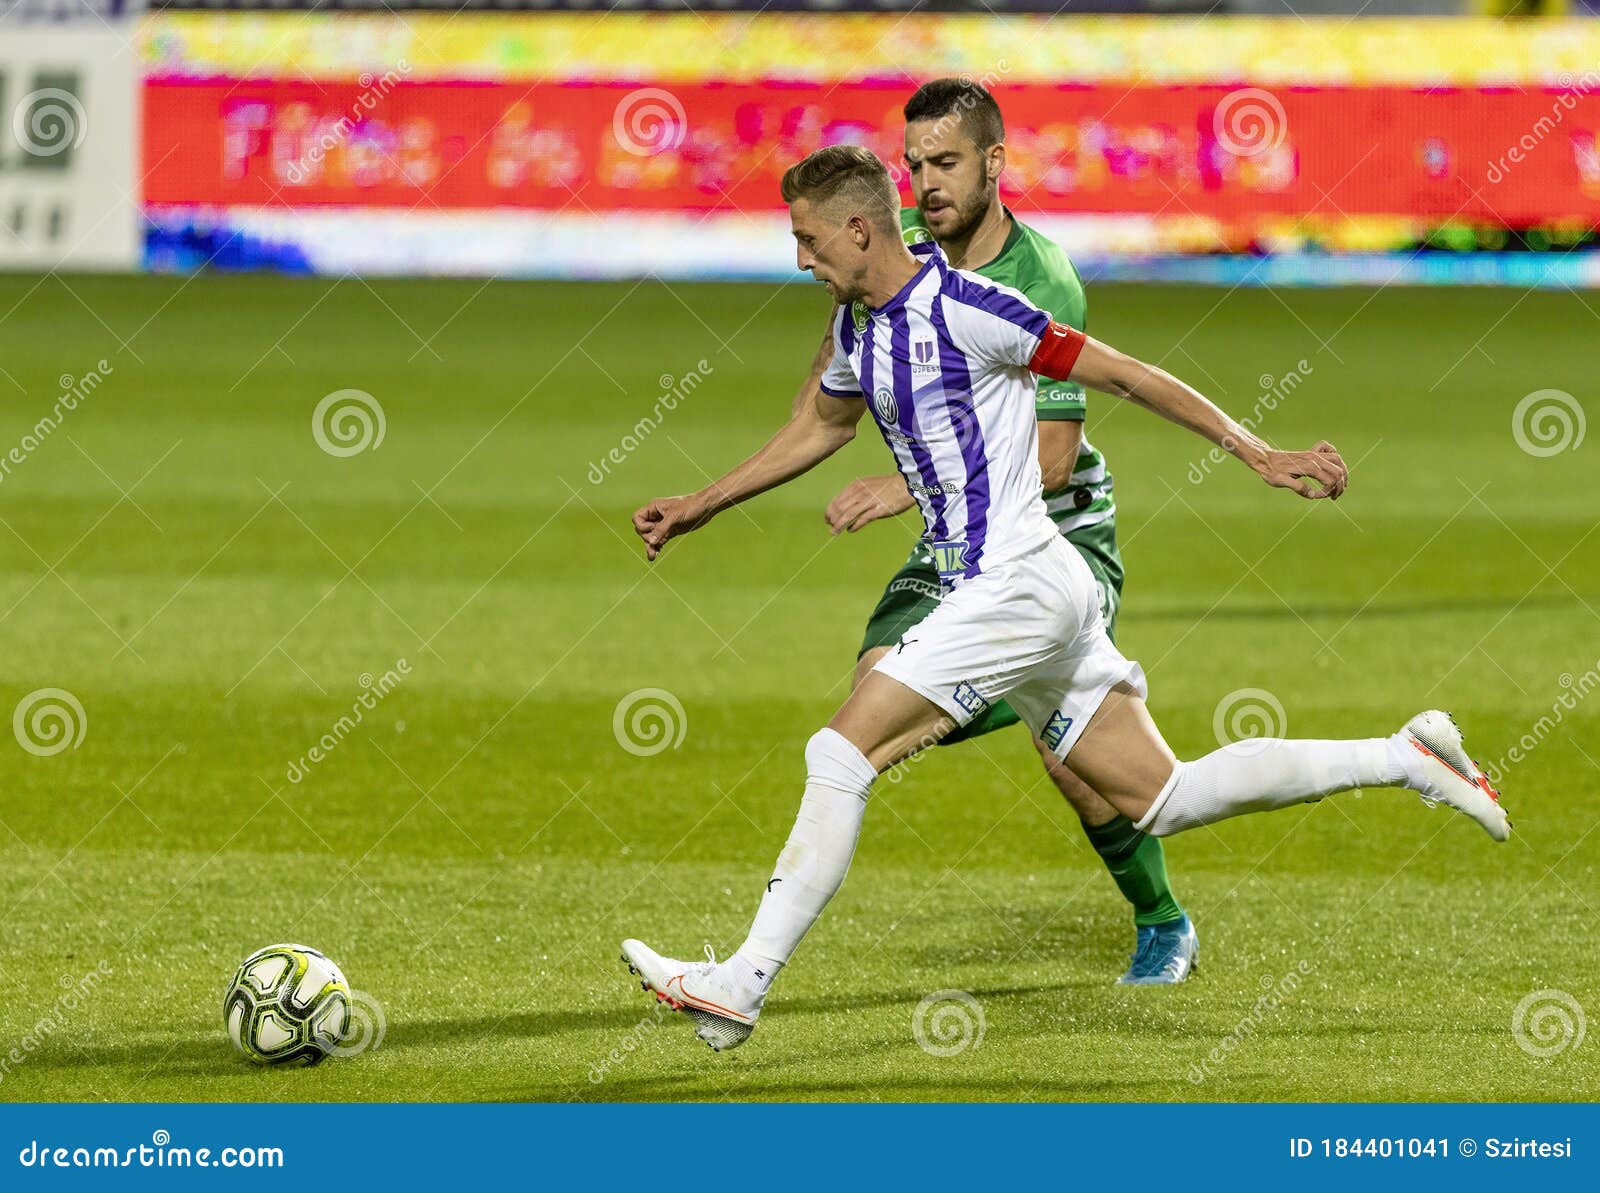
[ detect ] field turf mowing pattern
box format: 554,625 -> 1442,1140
0,273 -> 1594,1102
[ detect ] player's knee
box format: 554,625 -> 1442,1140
1126,759 -> 1186,836
805,727 -> 877,797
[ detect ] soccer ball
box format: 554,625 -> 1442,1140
224,943 -> 352,1066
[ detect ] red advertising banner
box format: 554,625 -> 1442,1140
143,78 -> 1600,230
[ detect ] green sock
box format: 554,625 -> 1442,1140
1081,814 -> 1185,927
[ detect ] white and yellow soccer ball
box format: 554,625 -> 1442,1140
224,944 -> 352,1066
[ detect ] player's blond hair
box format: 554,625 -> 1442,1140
779,146 -> 900,234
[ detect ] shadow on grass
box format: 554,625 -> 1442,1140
18,977 -> 1390,1097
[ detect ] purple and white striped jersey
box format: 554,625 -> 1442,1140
818,240 -> 1068,587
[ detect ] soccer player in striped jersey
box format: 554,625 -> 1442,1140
625,145 -> 1507,1053
815,79 -> 1195,985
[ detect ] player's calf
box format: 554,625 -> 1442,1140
1066,688 -> 1509,842
1131,711 -> 1509,842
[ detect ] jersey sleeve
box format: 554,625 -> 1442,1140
1023,268 -> 1090,421
940,275 -> 1054,370
818,305 -> 864,399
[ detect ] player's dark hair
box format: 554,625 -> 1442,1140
779,145 -> 899,233
903,77 -> 1005,150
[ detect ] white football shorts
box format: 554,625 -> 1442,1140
871,535 -> 1147,760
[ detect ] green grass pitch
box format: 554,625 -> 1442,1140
0,272 -> 1594,1102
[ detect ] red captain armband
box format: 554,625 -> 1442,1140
1027,321 -> 1086,381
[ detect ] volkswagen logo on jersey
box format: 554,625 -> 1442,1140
873,387 -> 899,424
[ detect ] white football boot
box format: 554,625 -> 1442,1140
621,940 -> 763,1052
1397,710 -> 1510,841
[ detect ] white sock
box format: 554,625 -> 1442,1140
733,728 -> 876,985
1136,735 -> 1408,837
723,952 -> 776,995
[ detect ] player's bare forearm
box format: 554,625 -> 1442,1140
633,391 -> 863,560
1061,335 -> 1348,501
701,397 -> 860,515
1064,338 -> 1265,463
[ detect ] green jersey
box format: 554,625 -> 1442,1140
894,205 -> 1116,538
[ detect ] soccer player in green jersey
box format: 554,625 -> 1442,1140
801,79 -> 1194,983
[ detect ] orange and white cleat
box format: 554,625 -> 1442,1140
621,939 -> 762,1052
1398,710 -> 1511,842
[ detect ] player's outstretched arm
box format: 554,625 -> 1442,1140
1045,330 -> 1348,501
790,304 -> 840,418
632,390 -> 866,561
